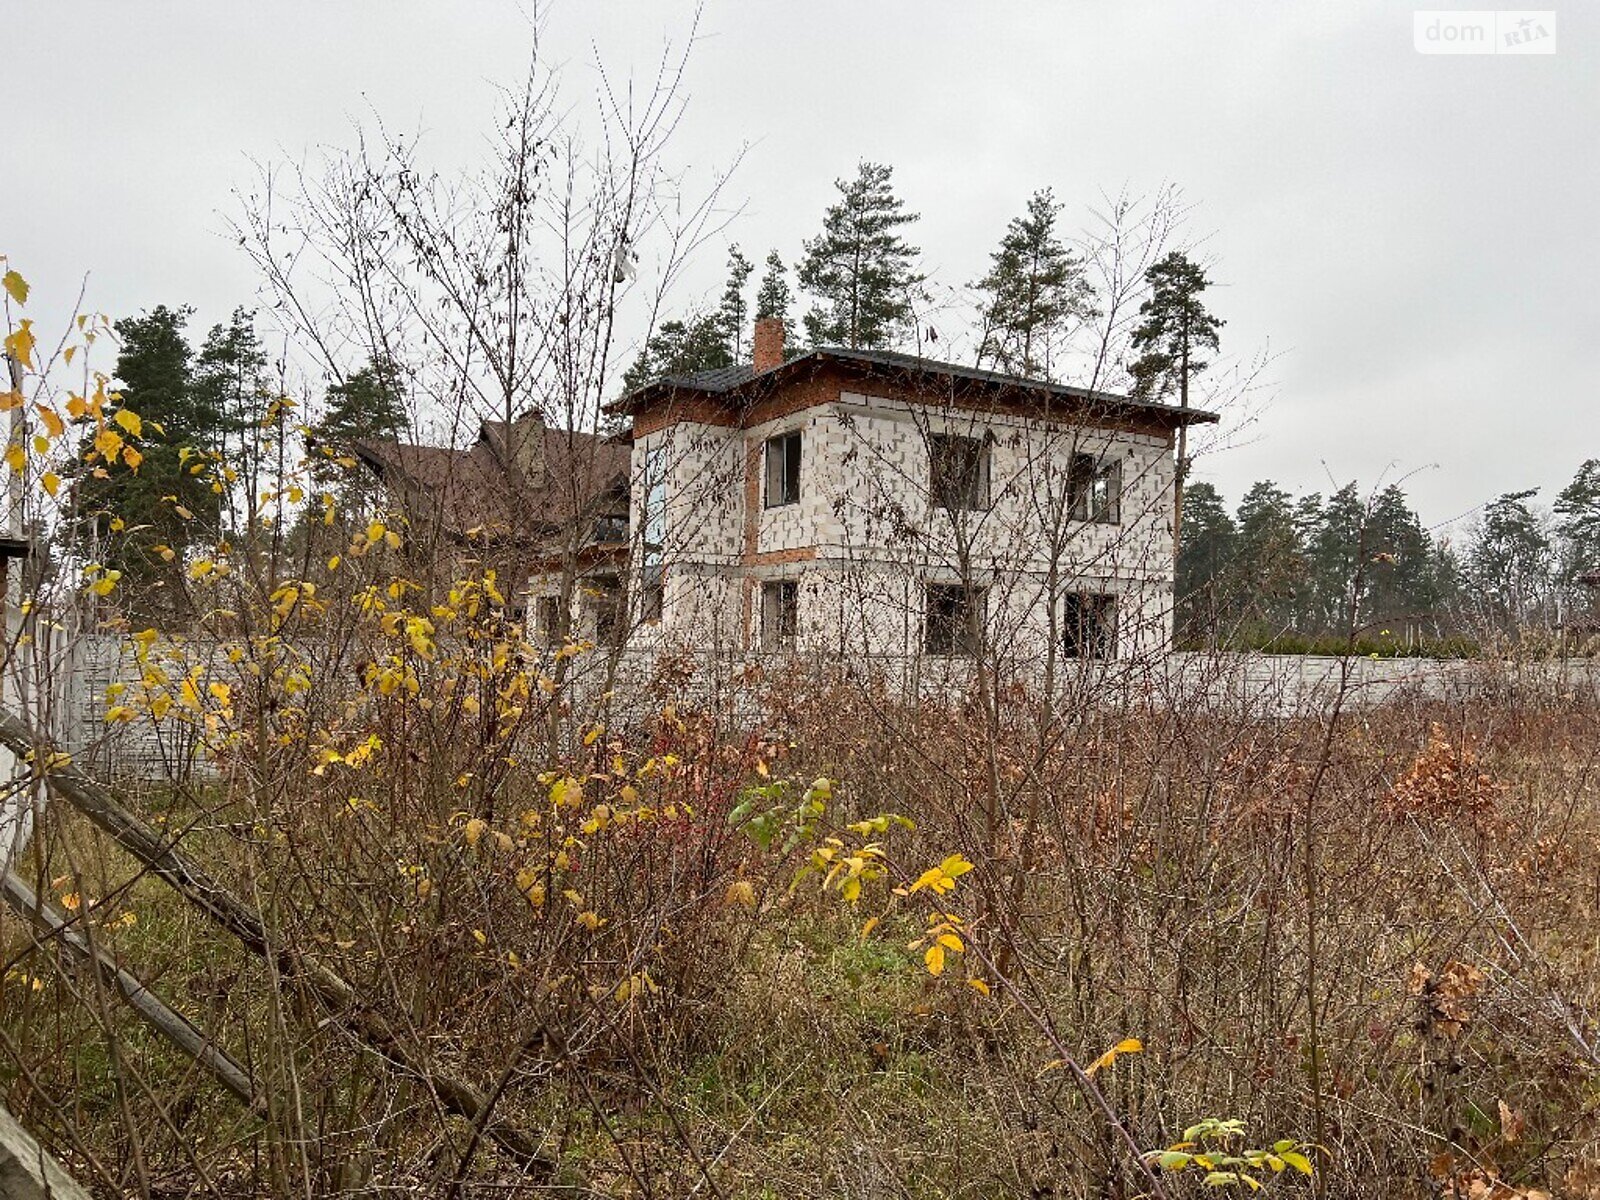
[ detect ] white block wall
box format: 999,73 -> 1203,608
611,388 -> 1180,669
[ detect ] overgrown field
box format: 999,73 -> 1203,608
5,662 -> 1600,1199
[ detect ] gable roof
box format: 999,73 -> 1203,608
350,420 -> 630,545
607,346 -> 1221,428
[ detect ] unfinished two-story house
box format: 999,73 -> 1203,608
593,318 -> 1217,672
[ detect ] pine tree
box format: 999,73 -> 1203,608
193,308 -> 272,533
972,188 -> 1095,379
1554,459 -> 1600,588
1175,481 -> 1237,639
1128,250 -> 1225,559
312,358 -> 408,490
719,245 -> 754,361
755,250 -> 795,345
1128,252 -> 1225,401
620,314 -> 733,394
1467,489 -> 1552,628
1365,485 -> 1438,633
798,162 -> 925,349
1231,481 -> 1304,632
69,305 -> 224,616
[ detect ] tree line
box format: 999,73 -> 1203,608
69,305 -> 407,617
623,161 -> 1196,390
1178,468 -> 1600,649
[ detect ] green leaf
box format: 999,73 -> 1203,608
1155,1152 -> 1192,1171
1203,1172 -> 1240,1188
2,270 -> 27,306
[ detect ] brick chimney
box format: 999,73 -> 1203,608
507,409 -> 545,486
753,317 -> 785,373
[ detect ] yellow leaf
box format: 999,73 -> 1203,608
122,445 -> 143,471
4,319 -> 36,369
724,880 -> 756,909
36,405 -> 64,439
87,570 -> 121,597
113,408 -> 142,437
1086,1037 -> 1143,1076
940,853 -> 974,879
924,942 -> 946,976
2,269 -> 29,305
575,910 -> 603,931
967,977 -> 991,995
937,932 -> 965,953
93,426 -> 123,461
3,444 -> 24,474
860,916 -> 880,939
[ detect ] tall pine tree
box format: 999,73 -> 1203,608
972,188 -> 1095,379
1175,480 -> 1238,639
754,249 -> 795,346
719,245 -> 754,361
1128,252 -> 1225,401
798,162 -> 924,349
1554,459 -> 1600,589
620,314 -> 733,393
70,305 -> 225,617
1128,250 -> 1225,558
192,308 -> 273,534
311,357 -> 408,491
1468,489 -> 1553,628
1232,481 -> 1304,632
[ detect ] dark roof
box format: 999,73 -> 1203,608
656,363 -> 756,392
350,419 -> 630,544
608,346 -> 1219,427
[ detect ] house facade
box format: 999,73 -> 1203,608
350,412 -> 632,625
593,318 -> 1217,673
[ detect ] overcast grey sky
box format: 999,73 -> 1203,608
8,1 -> 1595,531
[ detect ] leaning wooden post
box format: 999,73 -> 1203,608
2,871 -> 256,1103
0,710 -> 559,1177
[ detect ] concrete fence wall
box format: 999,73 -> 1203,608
40,632 -> 1600,781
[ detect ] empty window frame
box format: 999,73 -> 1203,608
640,562 -> 664,623
929,433 -> 991,511
1062,592 -> 1117,660
764,430 -> 802,508
591,579 -> 627,647
760,580 -> 799,650
925,583 -> 987,656
639,447 -> 666,622
535,596 -> 561,644
589,513 -> 629,545
1067,453 -> 1123,524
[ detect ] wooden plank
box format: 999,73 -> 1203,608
0,1102 -> 92,1200
2,870 -> 255,1103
